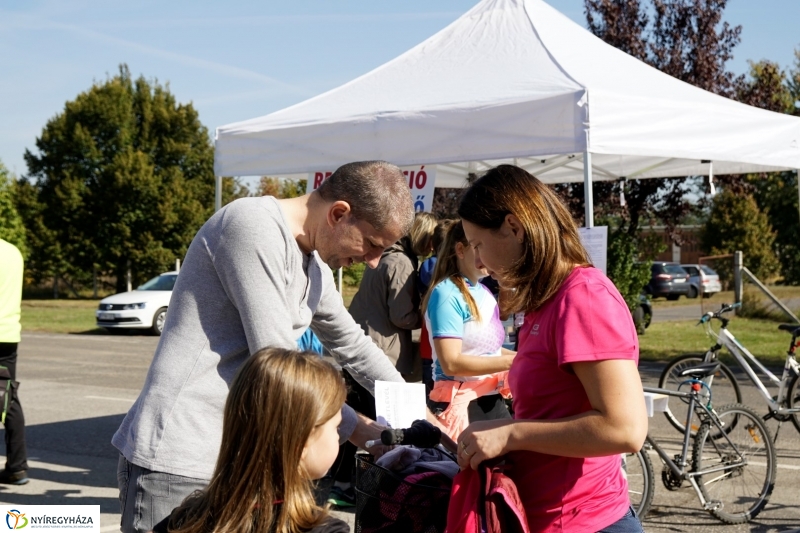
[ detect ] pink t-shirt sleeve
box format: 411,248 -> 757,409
554,274 -> 639,369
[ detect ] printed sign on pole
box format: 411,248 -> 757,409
578,226 -> 608,275
306,165 -> 437,212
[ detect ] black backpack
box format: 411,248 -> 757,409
0,366 -> 17,424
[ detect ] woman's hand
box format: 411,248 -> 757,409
456,419 -> 516,470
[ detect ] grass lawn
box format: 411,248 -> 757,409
638,316 -> 792,365
21,285 -> 363,335
22,286 -> 797,366
21,299 -> 105,334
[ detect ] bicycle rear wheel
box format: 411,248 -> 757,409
692,403 -> 776,524
658,354 -> 741,435
787,373 -> 800,435
623,449 -> 654,519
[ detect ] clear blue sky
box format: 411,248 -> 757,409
2,0 -> 798,181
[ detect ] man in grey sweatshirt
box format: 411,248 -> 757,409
113,161 -> 414,533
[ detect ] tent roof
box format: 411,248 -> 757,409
214,0 -> 800,186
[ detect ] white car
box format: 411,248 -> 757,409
680,264 -> 722,298
96,272 -> 177,335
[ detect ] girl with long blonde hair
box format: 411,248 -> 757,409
422,220 -> 515,441
154,347 -> 348,533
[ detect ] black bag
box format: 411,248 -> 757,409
0,365 -> 17,424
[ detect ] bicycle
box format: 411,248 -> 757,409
623,449 -> 655,518
640,362 -> 777,524
658,302 -> 800,438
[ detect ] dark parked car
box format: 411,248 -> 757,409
644,262 -> 691,300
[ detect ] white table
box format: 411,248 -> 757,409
644,392 -> 669,418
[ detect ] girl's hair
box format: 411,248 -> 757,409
409,211 -> 438,257
422,220 -> 481,323
431,219 -> 455,256
170,348 -> 347,533
457,164 -> 591,316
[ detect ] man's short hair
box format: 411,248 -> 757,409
316,161 -> 414,234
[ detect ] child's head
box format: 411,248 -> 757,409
172,348 -> 346,533
221,347 -> 346,483
431,218 -> 455,258
423,220 -> 483,322
409,211 -> 438,256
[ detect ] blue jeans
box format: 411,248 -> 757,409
117,455 -> 207,533
597,507 -> 644,533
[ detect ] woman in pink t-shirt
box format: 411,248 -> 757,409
454,165 -> 648,533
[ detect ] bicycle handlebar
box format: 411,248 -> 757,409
698,302 -> 741,325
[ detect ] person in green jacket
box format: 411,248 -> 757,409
0,238 -> 28,484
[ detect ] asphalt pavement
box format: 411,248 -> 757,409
1,331 -> 799,532
649,296 -> 800,323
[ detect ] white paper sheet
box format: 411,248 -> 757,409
374,380 -> 427,429
579,226 -> 608,275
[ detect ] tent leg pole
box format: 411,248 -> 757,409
583,150 -> 594,228
215,175 -> 222,212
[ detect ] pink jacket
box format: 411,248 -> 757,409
429,372 -> 511,440
446,461 -> 530,533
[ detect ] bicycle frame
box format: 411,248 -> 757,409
703,321 -> 800,417
643,385 -> 750,512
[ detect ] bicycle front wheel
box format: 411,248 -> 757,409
623,449 -> 655,519
658,354 -> 742,435
692,403 -> 776,524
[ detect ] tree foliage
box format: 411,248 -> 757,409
255,176 -> 306,199
23,65 -> 215,291
605,226 -> 652,312
701,190 -> 780,282
713,59 -> 800,284
0,161 -> 28,258
578,0 -> 742,237
749,172 -> 800,284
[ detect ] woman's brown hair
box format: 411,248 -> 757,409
457,164 -> 591,316
169,348 -> 346,533
422,220 -> 481,323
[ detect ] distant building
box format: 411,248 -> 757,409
640,225 -> 705,264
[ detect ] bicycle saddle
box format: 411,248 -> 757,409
778,323 -> 800,336
677,361 -> 721,379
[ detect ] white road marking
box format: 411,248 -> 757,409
85,396 -> 135,403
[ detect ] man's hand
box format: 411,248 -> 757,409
348,412 -> 394,458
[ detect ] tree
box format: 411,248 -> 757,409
254,177 -> 306,199
23,65 -> 216,292
787,49 -> 800,116
579,0 -> 742,237
0,161 -> 28,258
701,190 -> 780,282
735,60 -> 794,114
749,171 -> 800,284
221,177 -> 251,204
605,226 -> 652,312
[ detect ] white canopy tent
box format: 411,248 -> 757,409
214,0 -> 800,226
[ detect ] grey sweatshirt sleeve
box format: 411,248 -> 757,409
208,200 -> 299,353
311,261 -> 405,395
